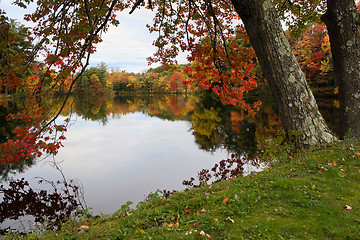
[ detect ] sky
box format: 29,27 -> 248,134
0,0 -> 188,73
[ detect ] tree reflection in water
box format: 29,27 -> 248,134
182,154 -> 262,188
0,92 -> 339,234
67,93 -> 287,156
0,159 -> 87,234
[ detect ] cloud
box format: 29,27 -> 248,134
90,9 -> 189,72
0,2 -> 189,73
0,0 -> 35,23
90,9 -> 161,72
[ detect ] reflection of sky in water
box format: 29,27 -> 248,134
7,112 -> 238,215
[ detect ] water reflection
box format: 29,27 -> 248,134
65,93 -> 287,156
0,104 -> 36,181
46,112 -> 234,215
182,154 -> 262,188
0,93 -> 339,233
0,176 -> 86,234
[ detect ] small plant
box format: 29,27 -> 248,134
183,154 -> 260,187
144,189 -> 164,203
0,158 -> 88,235
258,128 -> 301,162
113,201 -> 133,218
0,177 -> 86,234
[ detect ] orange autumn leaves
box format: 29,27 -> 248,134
146,0 -> 261,114
183,29 -> 261,115
289,23 -> 334,91
0,0 -> 120,163
185,22 -> 336,114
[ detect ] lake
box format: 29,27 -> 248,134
0,93 -> 338,232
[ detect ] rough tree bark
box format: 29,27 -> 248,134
321,0 -> 360,139
230,0 -> 336,146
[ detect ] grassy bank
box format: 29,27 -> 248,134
5,140 -> 360,239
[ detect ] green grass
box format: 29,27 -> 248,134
4,140 -> 360,239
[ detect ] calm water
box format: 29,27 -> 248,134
0,93 -> 338,232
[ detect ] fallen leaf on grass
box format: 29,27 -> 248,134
167,222 -> 179,227
222,197 -> 229,203
226,217 -> 235,223
345,205 -> 352,210
185,208 -> 192,213
75,225 -> 89,232
137,228 -> 145,234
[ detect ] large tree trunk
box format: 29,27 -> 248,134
321,0 -> 360,139
230,0 -> 336,146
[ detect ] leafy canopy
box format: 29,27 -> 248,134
0,0 -> 334,162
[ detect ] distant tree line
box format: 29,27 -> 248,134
80,22 -> 337,99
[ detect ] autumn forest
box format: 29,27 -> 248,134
1,0 -> 360,237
